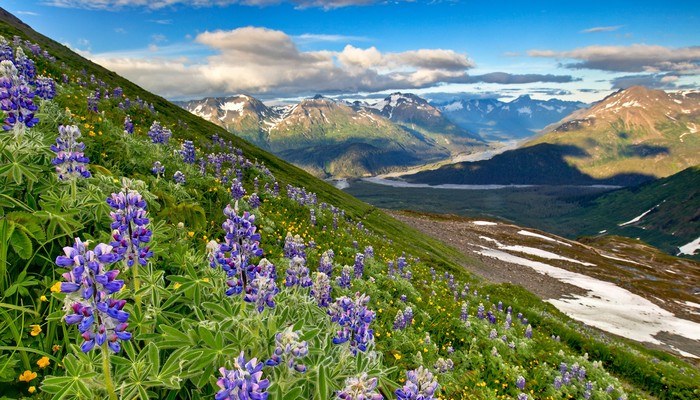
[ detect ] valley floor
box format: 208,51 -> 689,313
387,210 -> 700,362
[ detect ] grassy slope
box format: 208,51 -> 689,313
2,8 -> 699,399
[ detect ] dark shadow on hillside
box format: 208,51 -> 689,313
404,143 -> 657,186
619,144 -> 670,158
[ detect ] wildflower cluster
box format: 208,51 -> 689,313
336,373 -> 383,400
216,352 -> 269,400
151,161 -> 164,176
230,178 -> 246,201
123,115 -> 133,134
0,58 -> 39,131
328,293 -> 375,355
310,272 -> 332,307
336,265 -> 352,289
283,232 -> 306,259
284,255 -> 312,288
106,185 -> 153,268
210,204 -> 263,296
265,326 -> 308,372
396,366 -> 439,400
147,121 -> 171,144
243,259 -> 278,313
180,140 -> 196,164
319,249 -> 334,275
50,125 -> 91,180
56,238 -> 131,353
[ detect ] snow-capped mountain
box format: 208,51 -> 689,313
436,95 -> 587,140
178,94 -> 484,177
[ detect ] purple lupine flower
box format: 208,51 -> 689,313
310,272 -> 332,308
230,178 -> 246,201
336,373 -> 382,400
151,161 -> 164,177
87,93 -> 98,113
606,384 -> 614,393
336,265 -> 352,289
283,232 -> 306,259
489,329 -> 498,339
318,249 -> 334,275
57,238 -> 131,353
559,362 -> 567,375
113,86 -> 123,98
553,376 -> 563,390
34,75 -> 56,99
0,59 -> 39,130
352,240 -> 358,249
147,121 -> 171,144
285,255 -> 312,288
173,171 -> 185,185
460,302 -> 469,321
106,187 -> 153,268
0,37 -> 12,61
516,376 -> 526,390
247,193 -> 260,209
487,311 -> 497,324
309,208 -> 316,226
243,266 -> 278,313
216,352 -> 269,400
353,253 -> 364,279
504,313 -> 512,330
253,176 -> 259,192
14,48 -> 36,83
477,303 -> 485,320
433,358 -> 454,373
50,125 -> 91,180
393,310 -> 405,331
578,366 -> 587,382
395,366 -> 438,400
403,307 -> 413,326
265,326 -> 308,373
328,292 -> 375,355
517,394 -> 529,400
211,204 -> 264,296
399,294 -> 407,302
364,246 -> 373,258
562,372 -> 571,386
180,140 -> 196,164
123,115 -> 133,134
525,324 -> 532,339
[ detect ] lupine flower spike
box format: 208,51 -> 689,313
56,238 -> 131,353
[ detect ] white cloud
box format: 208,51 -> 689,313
528,44 -> 700,74
16,11 -> 40,16
88,27 -> 575,99
580,25 -> 623,33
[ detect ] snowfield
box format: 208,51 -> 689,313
476,247 -> 700,358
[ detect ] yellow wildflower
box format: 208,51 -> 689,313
19,370 -> 37,382
37,357 -> 50,369
174,283 -> 182,290
50,282 -> 62,293
39,295 -> 48,302
29,325 -> 41,336
202,278 -> 210,283
187,231 -> 195,237
28,386 -> 36,394
393,353 -> 401,360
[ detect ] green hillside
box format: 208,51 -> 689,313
557,165 -> 700,259
0,9 -> 698,400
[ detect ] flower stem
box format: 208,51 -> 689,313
101,343 -> 118,400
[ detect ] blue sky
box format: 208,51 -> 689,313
7,0 -> 700,103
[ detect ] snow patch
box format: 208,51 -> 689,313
472,221 -> 497,226
517,230 -> 572,247
480,237 -> 594,266
678,235 -> 700,255
443,101 -> 463,112
599,253 -> 644,266
221,101 -> 245,115
618,204 -> 660,226
517,106 -> 532,115
475,248 -> 700,357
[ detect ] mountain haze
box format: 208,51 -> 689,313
436,95 -> 587,140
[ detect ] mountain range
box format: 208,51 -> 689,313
406,86 -> 700,186
178,93 -> 485,177
434,95 -> 587,140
